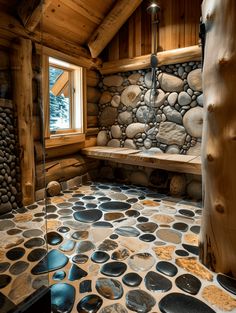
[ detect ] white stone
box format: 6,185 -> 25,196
144,138 -> 152,149
187,142 -> 201,156
128,73 -> 141,84
130,171 -> 149,186
158,73 -> 184,92
99,91 -> 112,104
165,145 -> 180,154
118,111 -> 133,125
103,75 -> 123,87
124,139 -> 137,149
168,92 -> 178,106
111,95 -> 121,107
107,139 -> 120,147
163,106 -> 183,124
187,180 -> 202,200
111,125 -> 122,139
144,89 -> 166,108
97,131 -> 109,146
141,147 -> 163,154
90,228 -> 113,243
136,106 -> 154,123
187,69 -> 202,91
183,107 -> 203,138
156,122 -> 187,145
144,72 -> 152,88
197,94 -> 204,106
178,91 -> 192,106
126,123 -> 149,138
121,85 -> 141,108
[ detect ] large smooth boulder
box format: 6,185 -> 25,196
99,91 -> 112,104
111,95 -> 121,108
163,106 -> 183,124
156,122 -> 187,145
144,89 -> 166,108
121,85 -> 141,108
158,73 -> 184,92
118,111 -> 133,125
136,106 -> 155,123
124,139 -> 137,149
178,91 -> 192,106
126,123 -> 149,138
168,92 -> 178,106
111,125 -> 122,139
107,139 -> 120,147
97,131 -> 109,146
128,73 -> 141,84
183,107 -> 203,138
187,69 -> 202,91
103,75 -> 123,87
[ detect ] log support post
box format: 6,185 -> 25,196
200,0 -> 236,277
11,38 -> 35,205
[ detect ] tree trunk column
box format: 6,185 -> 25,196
200,0 -> 236,276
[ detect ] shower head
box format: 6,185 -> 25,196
146,2 -> 161,15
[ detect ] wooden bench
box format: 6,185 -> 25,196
81,146 -> 201,175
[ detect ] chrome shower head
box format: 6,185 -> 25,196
146,2 -> 161,15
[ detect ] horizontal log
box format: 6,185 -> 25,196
45,133 -> 85,149
87,87 -> 101,103
87,70 -> 100,87
87,116 -> 98,127
86,128 -> 99,136
87,102 -> 99,116
101,45 -> 201,75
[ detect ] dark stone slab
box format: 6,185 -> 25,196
58,226 -> 70,233
99,201 -> 131,212
86,203 -> 97,209
137,217 -> 149,223
80,280 -> 92,293
217,274 -> 236,295
59,240 -> 76,252
145,271 -> 172,292
77,294 -> 103,313
45,214 -> 59,219
110,234 -> 118,240
175,274 -> 201,295
115,226 -> 140,237
179,209 -> 195,217
159,292 -> 216,313
190,226 -> 200,234
126,290 -> 156,313
91,251 -> 110,263
156,261 -> 178,277
28,248 -> 47,262
27,204 -> 38,210
31,249 -> 69,274
96,278 -> 123,300
99,185 -> 110,190
182,244 -> 199,256
72,254 -> 89,264
72,193 -> 84,198
6,247 -> 25,261
72,205 -> 86,211
101,261 -> 127,277
122,272 -> 142,287
136,222 -> 158,233
57,202 -> 73,208
175,249 -> 189,257
98,239 -> 118,252
9,261 -> 29,275
24,238 -> 45,249
74,209 -> 102,223
46,205 -> 57,213
51,283 -> 75,313
72,231 -> 89,240
76,241 -> 95,253
74,201 -> 84,205
45,232 -> 63,245
98,197 -> 111,202
52,271 -> 66,281
93,221 -> 113,228
139,234 -> 156,242
0,274 -> 11,289
173,222 -> 188,232
125,210 -> 140,217
68,264 -> 87,281
127,198 -> 138,204
0,262 -> 10,273
7,228 -> 22,235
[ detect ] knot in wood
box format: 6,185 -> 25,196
207,154 -> 214,162
207,104 -> 214,112
215,203 -> 224,214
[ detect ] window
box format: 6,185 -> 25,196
43,54 -> 85,148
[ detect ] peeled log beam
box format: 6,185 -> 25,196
200,0 -> 236,277
88,0 -> 142,58
11,38 -> 35,205
101,45 -> 201,75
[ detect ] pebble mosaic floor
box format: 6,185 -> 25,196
0,181 -> 236,313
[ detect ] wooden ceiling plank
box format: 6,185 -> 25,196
88,0 -> 143,58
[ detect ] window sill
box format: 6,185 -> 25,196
45,133 -> 85,149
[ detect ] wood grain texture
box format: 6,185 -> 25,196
200,0 -> 236,277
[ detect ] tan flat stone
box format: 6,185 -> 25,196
14,212 -> 33,223
141,200 -> 160,207
152,245 -> 175,260
152,214 -> 175,224
183,233 -> 199,245
42,220 -> 62,231
176,257 -> 213,281
202,285 -> 236,311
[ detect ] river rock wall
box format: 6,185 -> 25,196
97,62 -> 203,155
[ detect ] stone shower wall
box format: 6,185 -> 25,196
97,61 -> 203,155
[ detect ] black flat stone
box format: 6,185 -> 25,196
51,283 -> 75,313
99,201 -> 131,212
6,247 -> 25,261
136,222 -> 158,233
22,229 -> 43,238
77,294 -> 103,313
9,261 -> 29,275
96,277 -> 123,300
110,234 -> 118,240
175,273 -> 201,295
145,271 -> 172,292
58,226 -> 70,233
28,248 -> 47,262
7,229 -> 22,235
53,271 -> 66,281
68,264 -> 87,281
93,221 -> 113,228
59,240 -> 76,252
76,241 -> 95,253
72,193 -> 84,198
86,203 -> 97,209
101,261 -> 127,277
217,274 -> 236,295
139,234 -> 156,242
0,274 -> 11,289
98,239 -> 118,251
46,214 -> 59,219
122,272 -> 142,287
75,201 -> 84,205
99,185 -> 110,190
126,290 -> 156,313
173,222 -> 188,232
127,198 -> 138,204
72,254 -> 89,264
82,195 -> 96,200
125,210 -> 140,217
0,262 -> 10,273
34,212 -> 45,217
24,238 -> 45,249
74,209 -> 102,223
179,209 -> 195,217
159,292 -> 216,313
72,231 -> 89,240
137,216 -> 149,223
57,202 -> 73,208
45,232 -> 63,245
31,249 -> 69,274
156,261 -> 178,277
175,249 -> 189,257
91,251 -> 110,263
46,205 -> 57,213
190,226 -> 200,234
98,197 -> 111,202
72,205 -> 86,211
182,244 -> 199,255
115,226 -> 140,237
80,280 -> 92,293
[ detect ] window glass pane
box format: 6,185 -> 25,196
49,66 -> 71,131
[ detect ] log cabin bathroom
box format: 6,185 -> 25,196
0,0 -> 236,312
